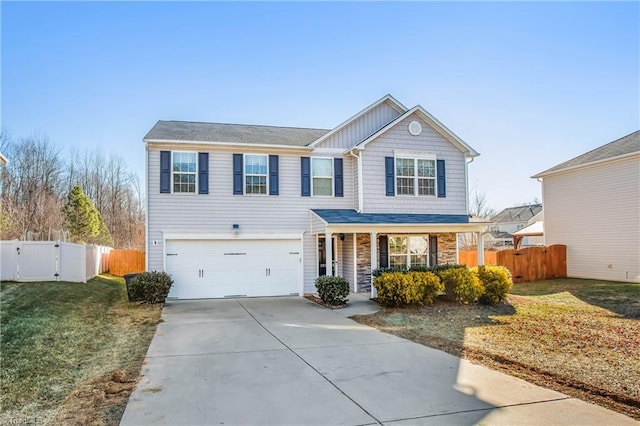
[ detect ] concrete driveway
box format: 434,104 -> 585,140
121,297 -> 635,425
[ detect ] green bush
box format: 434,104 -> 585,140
129,271 -> 173,304
428,263 -> 467,277
315,276 -> 350,306
440,267 -> 484,304
372,267 -> 406,277
407,271 -> 444,305
473,265 -> 513,305
374,271 -> 443,307
373,263 -> 466,277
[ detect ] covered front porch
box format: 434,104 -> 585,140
311,209 -> 489,296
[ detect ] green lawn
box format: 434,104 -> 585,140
353,278 -> 640,420
1,275 -> 162,426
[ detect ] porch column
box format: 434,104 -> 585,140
476,232 -> 485,266
325,231 -> 333,276
370,231 -> 377,298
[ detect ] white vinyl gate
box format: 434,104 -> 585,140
0,241 -> 111,283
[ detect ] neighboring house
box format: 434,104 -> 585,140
512,210 -> 544,249
533,130 -> 640,283
485,204 -> 543,248
144,94 -> 488,299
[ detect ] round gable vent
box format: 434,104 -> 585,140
408,121 -> 422,136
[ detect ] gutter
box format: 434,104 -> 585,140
348,149 -> 364,213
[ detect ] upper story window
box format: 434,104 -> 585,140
395,157 -> 436,196
245,154 -> 268,195
312,157 -> 333,196
173,152 -> 197,193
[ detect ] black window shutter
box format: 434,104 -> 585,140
437,159 -> 446,198
334,158 -> 343,197
301,157 -> 311,196
233,154 -> 243,195
385,157 -> 395,196
160,151 -> 171,193
198,152 -> 209,194
379,235 -> 389,268
269,155 -> 279,196
429,235 -> 438,266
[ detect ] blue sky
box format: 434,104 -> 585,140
2,1 -> 638,211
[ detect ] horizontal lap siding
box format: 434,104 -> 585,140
543,155 -> 640,283
362,115 -> 467,214
147,146 -> 354,293
319,102 -> 401,149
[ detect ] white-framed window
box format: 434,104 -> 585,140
172,152 -> 197,193
395,157 -> 436,196
388,235 -> 429,269
244,154 -> 268,195
312,157 -> 333,196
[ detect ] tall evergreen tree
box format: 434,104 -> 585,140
63,184 -> 100,243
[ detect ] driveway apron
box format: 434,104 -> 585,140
121,297 -> 636,425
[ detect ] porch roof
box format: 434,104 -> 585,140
312,209 -> 469,225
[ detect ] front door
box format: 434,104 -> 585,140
318,236 -> 337,276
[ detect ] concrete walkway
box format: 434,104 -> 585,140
121,297 -> 635,425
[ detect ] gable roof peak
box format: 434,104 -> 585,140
307,94 -> 408,147
354,104 -> 480,157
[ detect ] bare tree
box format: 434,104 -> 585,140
1,131 -> 145,249
0,133 -> 64,239
469,187 -> 496,219
460,187 -> 496,250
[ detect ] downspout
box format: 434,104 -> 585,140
348,149 -> 363,213
465,155 -> 475,216
144,141 -> 149,271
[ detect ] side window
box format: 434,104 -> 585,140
312,158 -> 333,196
173,152 -> 197,193
244,154 -> 268,195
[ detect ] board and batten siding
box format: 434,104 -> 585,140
146,145 -> 354,293
318,102 -> 402,149
542,155 -> 640,283
361,114 -> 468,214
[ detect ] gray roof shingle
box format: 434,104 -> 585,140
491,204 -> 542,224
313,209 -> 469,225
534,130 -> 640,177
144,120 -> 330,147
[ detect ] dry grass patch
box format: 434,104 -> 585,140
0,275 -> 162,425
353,278 -> 640,420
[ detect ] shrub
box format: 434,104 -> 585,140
315,276 -> 350,306
473,265 -> 513,305
374,271 -> 443,307
129,271 -> 173,304
440,267 -> 484,304
372,267 -> 406,277
373,264 -> 466,278
407,271 -> 444,305
428,263 -> 467,277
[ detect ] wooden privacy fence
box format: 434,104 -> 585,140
496,245 -> 566,283
109,249 -> 146,276
459,250 -> 497,267
459,245 -> 566,283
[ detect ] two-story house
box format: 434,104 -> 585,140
144,94 -> 488,299
484,204 -> 543,249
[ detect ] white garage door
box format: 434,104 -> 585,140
165,239 -> 302,299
